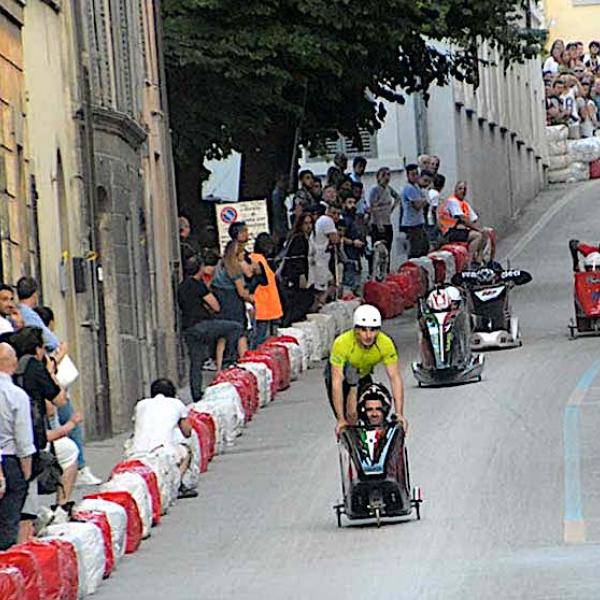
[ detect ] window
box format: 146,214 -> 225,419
307,129 -> 378,162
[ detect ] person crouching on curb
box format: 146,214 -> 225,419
128,378 -> 198,499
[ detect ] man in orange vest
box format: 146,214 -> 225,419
251,233 -> 283,346
438,181 -> 488,264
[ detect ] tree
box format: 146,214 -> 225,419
162,0 -> 538,211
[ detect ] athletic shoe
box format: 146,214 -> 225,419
76,466 -> 102,486
178,485 -> 199,499
202,358 -> 218,371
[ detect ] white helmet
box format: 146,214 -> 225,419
353,304 -> 382,328
426,289 -> 451,311
584,252 -> 600,271
446,286 -> 462,302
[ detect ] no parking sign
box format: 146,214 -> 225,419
216,200 -> 269,253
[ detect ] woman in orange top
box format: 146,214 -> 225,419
251,233 -> 283,346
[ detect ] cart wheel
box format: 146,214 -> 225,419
416,502 -> 421,521
336,507 -> 342,529
477,375 -> 482,383
374,507 -> 381,528
418,382 -> 422,388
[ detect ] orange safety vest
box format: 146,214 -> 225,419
438,195 -> 472,234
250,253 -> 283,321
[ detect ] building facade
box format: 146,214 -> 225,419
543,0 -> 600,46
13,0 -> 180,438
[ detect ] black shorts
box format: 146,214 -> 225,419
448,228 -> 469,243
323,362 -> 372,418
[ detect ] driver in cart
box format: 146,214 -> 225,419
325,304 -> 407,436
357,384 -> 392,428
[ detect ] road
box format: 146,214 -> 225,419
92,180 -> 600,599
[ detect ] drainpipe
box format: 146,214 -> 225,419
71,0 -> 111,436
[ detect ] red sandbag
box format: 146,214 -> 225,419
71,510 -> 114,577
259,343 -> 291,390
194,412 -> 216,460
363,281 -> 396,319
440,244 -> 470,272
383,281 -> 405,317
43,539 -> 78,600
386,272 -> 417,308
239,352 -> 280,398
0,548 -> 43,600
0,567 -> 25,600
428,254 -> 447,284
84,491 -> 142,554
399,261 -> 428,297
111,460 -> 162,525
187,410 -> 211,472
591,158 -> 600,179
213,367 -> 259,420
19,540 -> 66,599
270,335 -> 299,346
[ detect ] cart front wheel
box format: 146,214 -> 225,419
375,507 -> 381,528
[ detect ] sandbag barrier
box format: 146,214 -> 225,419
0,250 -> 492,596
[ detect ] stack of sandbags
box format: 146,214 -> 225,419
306,313 -> 336,356
289,321 -> 322,366
276,327 -> 309,371
238,361 -> 272,407
194,382 -> 245,446
136,449 -> 181,513
319,302 -> 347,336
546,125 -> 573,183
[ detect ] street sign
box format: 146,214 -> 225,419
215,199 -> 269,253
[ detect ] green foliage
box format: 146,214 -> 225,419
162,0 -> 538,168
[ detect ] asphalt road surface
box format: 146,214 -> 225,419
93,180 -> 600,600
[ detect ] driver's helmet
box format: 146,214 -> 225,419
584,252 -> 600,271
426,289 -> 451,311
357,383 -> 392,424
477,267 -> 496,284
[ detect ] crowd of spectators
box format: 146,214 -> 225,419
0,277 -> 102,551
544,39 -> 600,137
177,153 -> 490,406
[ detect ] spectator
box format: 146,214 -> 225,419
200,250 -> 220,286
293,170 -> 315,219
16,277 -> 61,354
350,156 -> 367,184
309,203 -> 342,306
438,181 -> 487,264
592,78 -> 600,114
584,41 -> 600,73
312,176 -> 323,204
326,165 -> 343,188
0,284 -> 15,334
212,240 -> 254,356
270,173 -> 290,245
427,174 -> 446,244
278,213 -> 315,324
417,154 -> 434,172
430,155 -> 441,175
0,342 -> 34,550
179,216 -> 201,263
9,326 -> 73,538
544,40 -> 565,74
178,257 -> 242,402
337,175 -> 354,201
340,195 -> 365,295
228,221 -> 267,294
32,305 -> 101,487
334,152 -> 348,173
250,234 -> 283,345
578,78 -> 599,137
368,167 -> 400,256
401,164 -> 429,258
129,378 -> 197,499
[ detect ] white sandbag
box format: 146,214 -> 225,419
290,321 -> 322,366
102,472 -> 153,538
407,257 -> 436,290
341,299 -> 361,329
429,250 -> 456,282
276,327 -> 309,371
548,140 -> 568,156
306,313 -> 336,356
181,430 -> 201,489
137,449 -> 180,512
545,124 -> 568,142
548,154 -> 572,170
548,167 -> 570,183
567,137 -> 600,163
75,498 -> 128,561
194,382 -> 244,445
44,522 -> 105,598
280,341 -> 303,379
567,161 -> 590,182
320,302 -> 347,336
239,361 -> 272,406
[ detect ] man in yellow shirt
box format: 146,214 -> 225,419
326,305 -> 407,435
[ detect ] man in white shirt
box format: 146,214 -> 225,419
309,204 -> 341,301
130,378 -> 197,498
0,285 -> 15,334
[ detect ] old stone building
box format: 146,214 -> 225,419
11,0 -> 180,438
